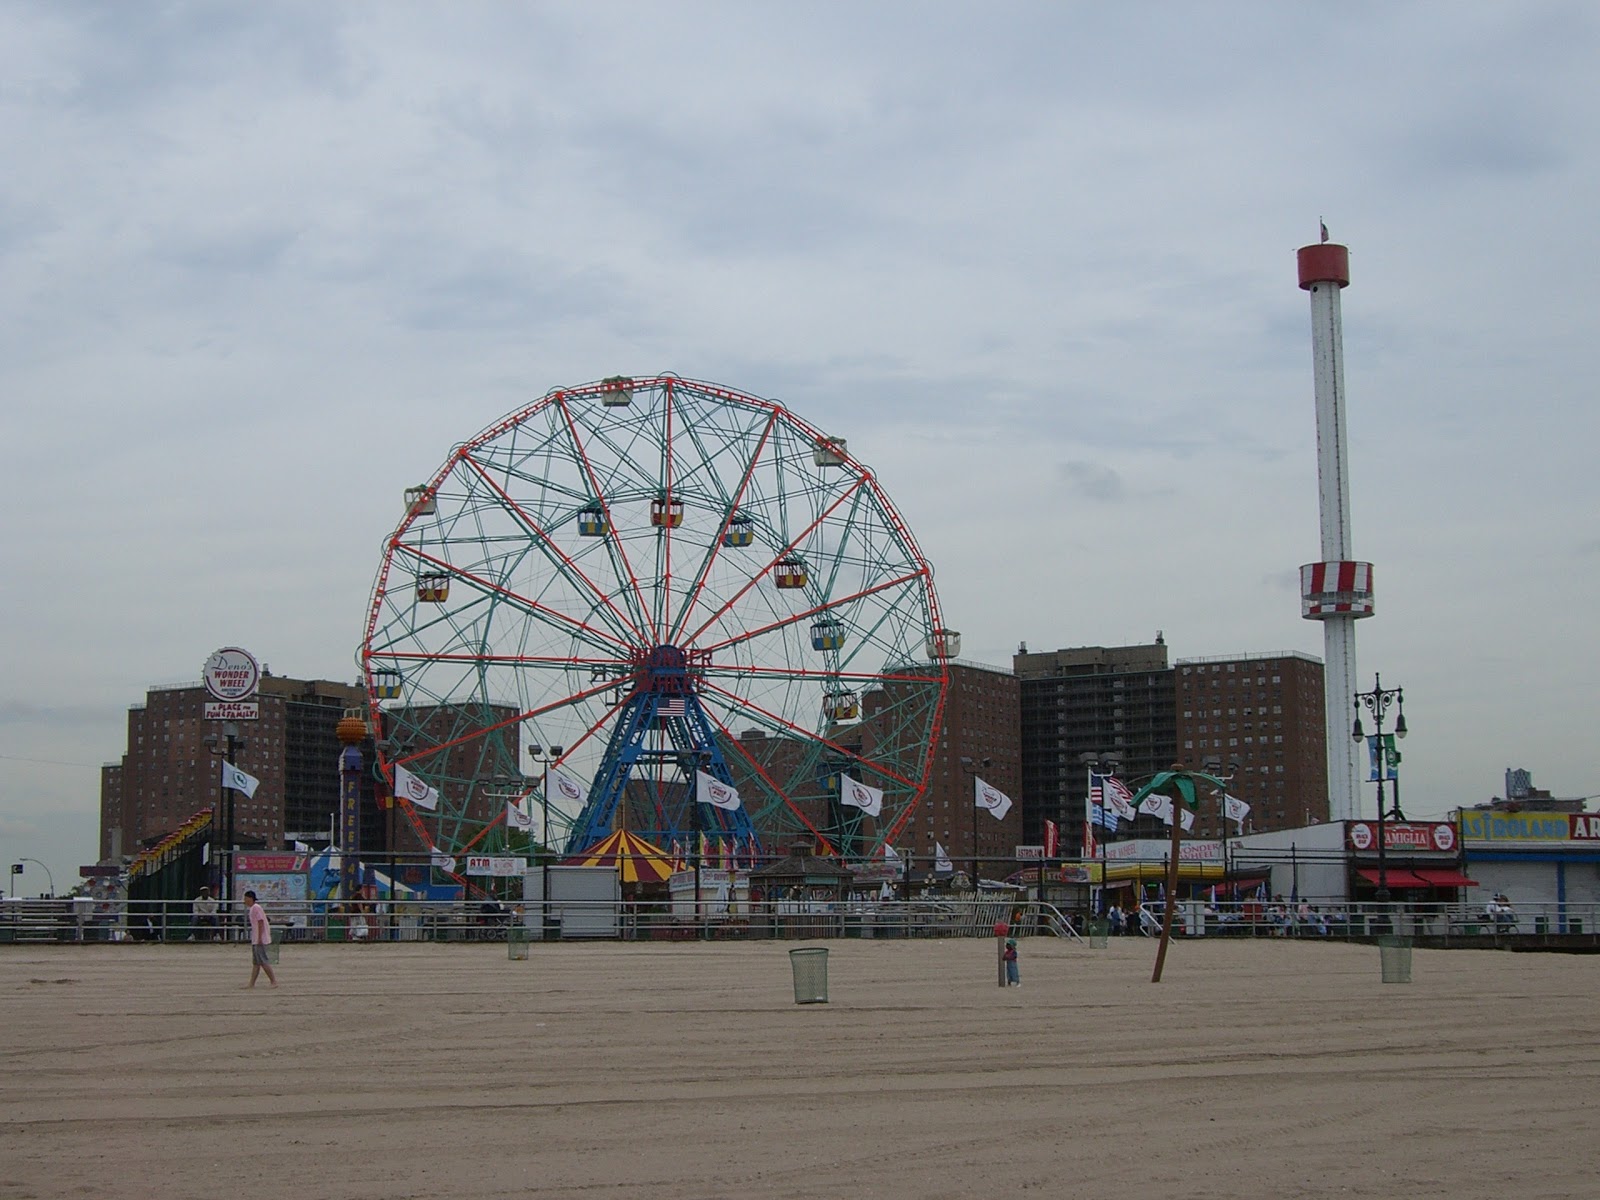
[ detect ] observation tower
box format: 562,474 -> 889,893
1298,232 -> 1373,823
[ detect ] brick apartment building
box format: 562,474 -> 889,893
1173,650 -> 1328,834
100,673 -> 381,863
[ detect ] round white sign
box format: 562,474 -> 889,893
1432,823 -> 1456,852
203,647 -> 261,702
1348,821 -> 1374,851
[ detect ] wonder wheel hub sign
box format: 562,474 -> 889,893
203,646 -> 261,719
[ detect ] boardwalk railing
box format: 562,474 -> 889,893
3,897 -> 1596,945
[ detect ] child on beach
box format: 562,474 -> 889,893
1003,938 -> 1020,987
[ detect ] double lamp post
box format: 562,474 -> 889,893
528,743 -> 564,938
1352,673 -> 1406,904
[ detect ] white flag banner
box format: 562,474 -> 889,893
220,761 -> 259,798
507,799 -> 534,832
696,770 -> 742,811
1224,794 -> 1251,831
548,767 -> 589,814
393,763 -> 440,811
1103,775 -> 1139,822
840,774 -> 883,817
934,842 -> 953,873
974,777 -> 1013,821
883,843 -> 902,866
292,840 -> 310,853
429,846 -> 457,873
1138,793 -> 1196,831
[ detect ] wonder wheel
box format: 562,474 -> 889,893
360,375 -> 952,864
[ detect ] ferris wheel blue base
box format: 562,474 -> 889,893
562,648 -> 756,856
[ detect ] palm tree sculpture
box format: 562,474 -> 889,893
1128,766 -> 1229,983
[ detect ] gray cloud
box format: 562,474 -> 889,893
3,1 -> 1599,890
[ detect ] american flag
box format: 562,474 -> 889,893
1095,773 -> 1138,821
657,696 -> 686,718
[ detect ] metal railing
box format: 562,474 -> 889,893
3,896 -> 1595,945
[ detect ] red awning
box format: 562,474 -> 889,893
1356,868 -> 1430,888
1411,867 -> 1480,888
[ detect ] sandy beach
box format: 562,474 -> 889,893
1,936 -> 1594,1199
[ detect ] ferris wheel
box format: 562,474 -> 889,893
360,374 -> 954,864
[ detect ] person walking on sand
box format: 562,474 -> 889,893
243,890 -> 278,989
1003,938 -> 1020,987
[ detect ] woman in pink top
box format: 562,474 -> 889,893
243,889 -> 278,989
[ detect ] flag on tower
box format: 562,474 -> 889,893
393,763 -> 440,811
934,842 -> 953,873
1099,774 -> 1138,822
507,800 -> 534,832
548,767 -> 589,812
973,777 -> 1013,820
696,770 -> 742,811
1138,793 -> 1196,831
840,774 -> 883,817
1320,219 -> 1330,243
1224,794 -> 1251,831
220,761 -> 259,798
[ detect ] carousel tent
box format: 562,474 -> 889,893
563,830 -> 680,885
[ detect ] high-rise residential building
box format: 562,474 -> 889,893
100,673 -> 380,863
907,660 -> 1021,874
1173,651 -> 1327,834
1014,641 -> 1178,848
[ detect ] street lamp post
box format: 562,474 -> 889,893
959,755 -> 991,888
1352,673 -> 1407,921
10,858 -> 56,898
203,723 -> 247,905
1201,757 -> 1242,898
528,743 -> 565,940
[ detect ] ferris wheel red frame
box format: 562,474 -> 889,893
361,374 -> 954,864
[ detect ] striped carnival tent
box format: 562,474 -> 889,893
563,830 -> 681,885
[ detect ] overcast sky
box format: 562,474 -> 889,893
4,2 -> 1597,894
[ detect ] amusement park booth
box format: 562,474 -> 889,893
1459,808 -> 1600,933
749,845 -> 854,939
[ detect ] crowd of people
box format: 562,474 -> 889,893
1099,895 -> 1347,937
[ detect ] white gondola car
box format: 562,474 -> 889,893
600,375 -> 634,407
813,436 -> 847,467
404,486 -> 437,516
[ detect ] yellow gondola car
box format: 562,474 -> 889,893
811,620 -> 845,651
723,513 -> 754,547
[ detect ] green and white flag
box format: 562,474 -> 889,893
221,761 -> 259,798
